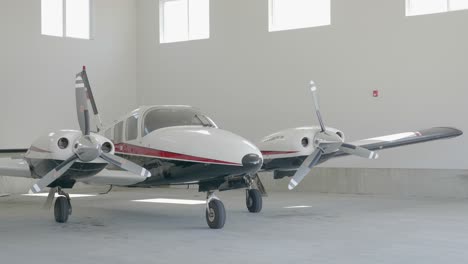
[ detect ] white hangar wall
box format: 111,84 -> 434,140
135,0 -> 468,171
0,0 -> 138,149
0,0 -> 137,194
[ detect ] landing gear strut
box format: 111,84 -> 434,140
51,187 -> 72,223
205,191 -> 226,229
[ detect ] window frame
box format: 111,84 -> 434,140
268,0 -> 331,32
159,0 -> 210,43
125,115 -> 139,141
406,0 -> 468,16
41,0 -> 94,39
113,121 -> 124,144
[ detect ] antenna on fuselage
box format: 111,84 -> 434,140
80,65 -> 104,132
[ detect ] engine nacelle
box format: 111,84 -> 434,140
258,126 -> 344,159
25,129 -> 115,162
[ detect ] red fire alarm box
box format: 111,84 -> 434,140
373,90 -> 379,97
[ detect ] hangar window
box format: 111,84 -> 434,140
406,0 -> 468,16
268,0 -> 330,32
126,115 -> 139,141
114,121 -> 124,144
41,0 -> 92,39
159,0 -> 210,43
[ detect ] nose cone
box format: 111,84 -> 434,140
242,153 -> 263,173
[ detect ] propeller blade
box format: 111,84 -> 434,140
289,148 -> 322,190
310,81 -> 326,132
75,73 -> 90,135
80,68 -> 99,117
100,152 -> 152,178
80,67 -> 103,131
29,155 -> 78,194
42,187 -> 57,209
340,143 -> 379,159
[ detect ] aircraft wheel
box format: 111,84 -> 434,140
206,199 -> 226,229
54,196 -> 70,223
246,189 -> 262,213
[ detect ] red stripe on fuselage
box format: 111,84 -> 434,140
261,150 -> 300,155
114,143 -> 241,166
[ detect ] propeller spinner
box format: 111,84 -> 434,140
29,68 -> 151,194
288,81 -> 379,190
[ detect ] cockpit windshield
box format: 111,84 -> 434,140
143,108 -> 215,136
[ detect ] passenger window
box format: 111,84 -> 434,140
114,121 -> 124,143
126,115 -> 138,141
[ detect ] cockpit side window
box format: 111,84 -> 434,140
114,121 -> 124,143
126,115 -> 138,141
143,108 -> 214,136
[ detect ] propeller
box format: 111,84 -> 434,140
80,66 -> 103,132
288,81 -> 379,190
29,67 -> 151,194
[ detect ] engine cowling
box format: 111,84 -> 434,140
258,126 -> 345,159
25,129 -> 115,162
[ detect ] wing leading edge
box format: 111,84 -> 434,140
0,158 -> 32,178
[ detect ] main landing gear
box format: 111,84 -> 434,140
45,187 -> 72,223
245,174 -> 265,213
205,191 -> 226,229
246,189 -> 262,213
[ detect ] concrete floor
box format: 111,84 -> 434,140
1,188 -> 468,264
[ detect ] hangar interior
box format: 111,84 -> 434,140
1,0 -> 468,263
1,0 -> 467,197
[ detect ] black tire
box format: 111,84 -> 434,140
246,189 -> 262,213
205,199 -> 226,229
54,196 -> 70,223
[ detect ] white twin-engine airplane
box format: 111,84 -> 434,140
0,68 -> 462,230
0,67 -> 265,229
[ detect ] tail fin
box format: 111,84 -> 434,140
75,66 -> 103,132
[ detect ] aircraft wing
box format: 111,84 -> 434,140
0,158 -> 32,178
328,127 -> 462,159
76,168 -> 149,186
0,158 -> 147,186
